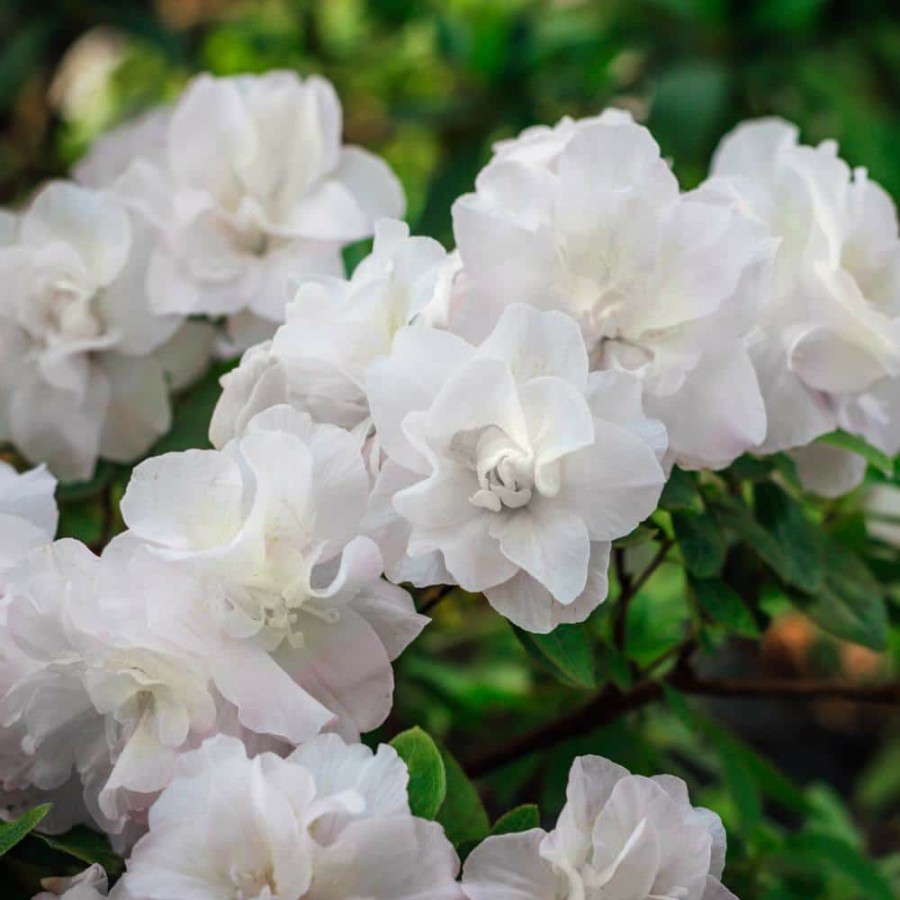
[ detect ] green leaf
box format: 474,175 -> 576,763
690,578 -> 759,638
390,727 -> 446,820
0,804 -> 51,857
436,744 -> 489,848
714,496 -> 818,592
513,623 -> 596,690
728,455 -> 775,482
35,826 -> 123,875
780,832 -> 895,900
599,642 -> 633,691
753,482 -> 824,592
794,538 -> 888,650
659,466 -> 704,513
673,512 -> 726,578
612,524 -> 659,549
817,430 -> 894,477
490,804 -> 541,836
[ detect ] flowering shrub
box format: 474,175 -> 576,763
0,62 -> 899,900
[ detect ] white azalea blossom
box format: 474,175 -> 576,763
463,754 -> 736,900
365,303 -> 667,632
0,181 -> 212,481
115,733 -> 462,899
707,118 -> 900,495
209,218 -> 460,450
451,109 -> 771,471
0,462 -> 57,582
121,404 -> 426,741
112,71 -> 405,343
33,864 -> 117,900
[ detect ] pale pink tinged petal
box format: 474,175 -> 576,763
590,817 -> 661,900
9,367 -> 110,483
586,371 -> 668,461
283,180 -> 371,242
424,358 -> 529,452
0,462 -> 57,537
309,817 -> 462,900
462,830 -> 561,900
788,324 -> 888,394
559,421 -> 664,541
145,246 -> 209,317
646,345 -> 765,471
494,502 -> 590,605
366,325 -> 475,473
279,606 -> 395,737
518,376 -> 595,469
333,146 -> 406,222
167,75 -> 256,195
21,182 -> 131,286
98,355 -> 171,464
392,462 -> 481,531
120,449 -> 245,551
791,442 -> 866,498
211,638 -> 336,743
348,577 -> 427,660
711,117 -> 799,181
154,321 -> 216,393
474,303 -> 589,390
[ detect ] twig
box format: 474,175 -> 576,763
613,538 -> 674,651
466,667 -> 900,777
417,585 -> 458,615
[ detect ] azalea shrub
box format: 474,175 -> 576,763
1,3 -> 900,899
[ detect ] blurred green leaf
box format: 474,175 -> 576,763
690,577 -> 759,638
513,623 -> 596,690
659,467 -> 704,513
0,805 -> 51,857
673,512 -> 726,578
390,727 -> 446,820
818,430 -> 894,477
35,826 -> 123,876
612,524 -> 659,549
436,744 -> 489,849
490,804 -> 541,836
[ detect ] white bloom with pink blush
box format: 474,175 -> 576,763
365,303 -> 666,633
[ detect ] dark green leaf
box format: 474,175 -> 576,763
490,804 -> 541,836
612,524 -> 659,549
673,512 -> 726,578
794,538 -> 888,650
690,577 -> 759,638
390,727 -> 446,820
659,466 -> 704,513
728,455 -> 775,482
780,832 -> 895,900
0,804 -> 51,857
817,430 -> 894,477
753,482 -> 824,592
513,624 -> 596,690
436,744 -> 489,848
599,642 -> 633,691
714,496 -> 818,592
35,826 -> 123,876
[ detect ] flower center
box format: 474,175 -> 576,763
230,863 -> 278,900
465,427 -> 535,513
28,275 -> 103,345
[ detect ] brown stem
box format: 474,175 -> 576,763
466,666 -> 900,777
417,585 -> 457,615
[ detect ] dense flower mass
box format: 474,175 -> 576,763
365,303 -> 666,632
462,754 -> 735,900
706,118 -> 900,495
104,71 -> 405,347
5,64 -> 900,898
0,183 -> 211,481
451,109 -> 772,471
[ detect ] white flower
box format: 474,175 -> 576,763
113,72 -> 405,341
0,539 -> 225,842
365,303 -> 666,633
0,462 -> 57,579
117,733 -> 463,900
209,218 -> 460,449
451,109 -> 771,471
33,863 -> 116,899
862,483 -> 900,547
0,181 -> 212,481
121,405 -> 426,741
708,118 -> 900,495
463,755 -> 736,900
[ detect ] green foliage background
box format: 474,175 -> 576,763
2,1 -> 900,897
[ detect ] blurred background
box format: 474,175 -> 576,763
3,1 -> 900,897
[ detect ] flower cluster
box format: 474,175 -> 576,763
3,67 -> 900,898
